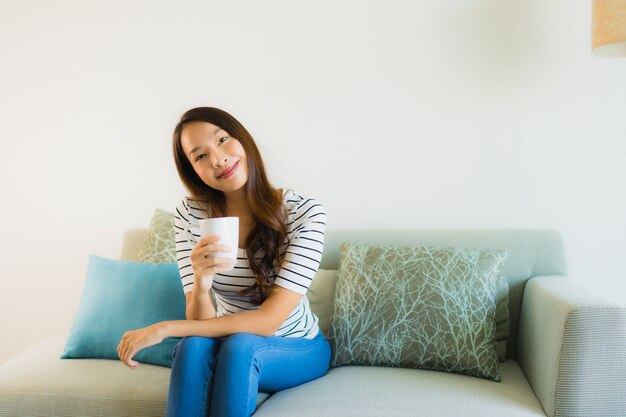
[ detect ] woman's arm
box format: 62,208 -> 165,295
118,286 -> 304,368
175,197 -> 229,320
159,285 -> 303,338
186,286 -> 217,319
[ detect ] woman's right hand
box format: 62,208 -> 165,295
190,235 -> 237,292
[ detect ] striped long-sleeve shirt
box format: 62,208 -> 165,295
174,188 -> 327,339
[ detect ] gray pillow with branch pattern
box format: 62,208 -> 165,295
137,209 -> 176,264
329,243 -> 507,382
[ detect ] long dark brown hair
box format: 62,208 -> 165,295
172,107 -> 288,304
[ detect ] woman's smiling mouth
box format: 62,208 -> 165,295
217,161 -> 239,179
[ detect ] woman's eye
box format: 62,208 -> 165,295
194,137 -> 227,162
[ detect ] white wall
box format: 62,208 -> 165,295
1,0 -> 624,365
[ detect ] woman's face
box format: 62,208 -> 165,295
180,121 -> 248,192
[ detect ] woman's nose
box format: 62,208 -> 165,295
213,156 -> 228,168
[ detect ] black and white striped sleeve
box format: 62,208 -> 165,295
273,198 -> 327,295
174,198 -> 196,294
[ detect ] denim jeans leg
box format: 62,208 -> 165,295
256,331 -> 331,393
165,336 -> 222,417
209,331 -> 331,417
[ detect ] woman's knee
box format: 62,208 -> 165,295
217,332 -> 263,361
172,336 -> 219,361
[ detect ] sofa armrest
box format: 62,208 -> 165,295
517,276 -> 626,417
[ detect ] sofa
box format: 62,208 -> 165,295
1,228 -> 625,417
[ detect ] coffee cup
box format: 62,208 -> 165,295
183,217 -> 239,261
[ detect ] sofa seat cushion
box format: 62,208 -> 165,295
253,361 -> 546,417
0,334 -> 270,417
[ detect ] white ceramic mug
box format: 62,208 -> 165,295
184,217 -> 239,261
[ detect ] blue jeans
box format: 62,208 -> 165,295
165,330 -> 331,417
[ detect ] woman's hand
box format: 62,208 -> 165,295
117,323 -> 166,369
190,235 -> 237,292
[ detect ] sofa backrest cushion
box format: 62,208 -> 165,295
319,229 -> 567,360
121,228 -> 566,360
306,269 -> 339,337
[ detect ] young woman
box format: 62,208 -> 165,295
116,106 -> 331,417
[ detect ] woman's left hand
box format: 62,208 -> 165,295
117,323 -> 166,369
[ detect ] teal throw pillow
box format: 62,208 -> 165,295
61,255 -> 186,367
330,243 -> 507,382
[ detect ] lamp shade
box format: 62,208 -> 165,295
592,0 -> 626,56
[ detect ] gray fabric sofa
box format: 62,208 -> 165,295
1,229 -> 625,417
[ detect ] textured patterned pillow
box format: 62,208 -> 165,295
314,271 -> 510,361
330,243 -> 507,382
137,208 -> 176,263
495,275 -> 510,361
